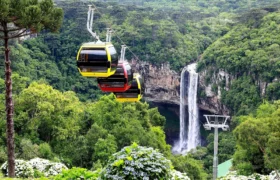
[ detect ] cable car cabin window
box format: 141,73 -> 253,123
78,48 -> 108,72
130,80 -> 138,89
79,48 -> 107,61
113,67 -> 125,77
97,65 -> 126,88
98,78 -> 125,88
109,46 -> 118,71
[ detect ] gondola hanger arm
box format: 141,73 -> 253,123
87,5 -> 100,42
120,45 -> 127,62
106,28 -> 113,42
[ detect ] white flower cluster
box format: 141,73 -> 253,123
1,158 -> 68,178
29,157 -> 68,176
218,170 -> 280,180
171,170 -> 191,180
0,159 -> 34,178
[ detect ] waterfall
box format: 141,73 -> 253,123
172,63 -> 200,154
172,67 -> 188,153
186,63 -> 200,152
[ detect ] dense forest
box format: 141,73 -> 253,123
0,0 -> 280,179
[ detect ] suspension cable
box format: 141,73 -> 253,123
113,32 -> 140,61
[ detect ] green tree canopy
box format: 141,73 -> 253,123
0,0 -> 63,35
233,101 -> 280,175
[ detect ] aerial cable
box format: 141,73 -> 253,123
113,32 -> 140,62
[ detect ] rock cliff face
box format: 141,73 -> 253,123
198,70 -> 230,115
133,60 -> 229,114
132,60 -> 180,105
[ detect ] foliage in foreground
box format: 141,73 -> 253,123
0,79 -> 207,180
100,143 -> 189,180
171,154 -> 208,180
218,170 -> 280,180
0,145 -> 192,180
1,160 -> 33,178
233,101 -> 280,175
0,80 -> 170,169
54,167 -> 100,180
0,158 -> 67,178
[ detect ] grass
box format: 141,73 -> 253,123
0,172 -> 48,180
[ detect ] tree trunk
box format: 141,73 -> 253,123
4,32 -> 15,177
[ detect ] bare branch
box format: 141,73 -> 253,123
10,32 -> 34,39
0,29 -> 31,39
0,28 -> 23,33
8,29 -> 28,39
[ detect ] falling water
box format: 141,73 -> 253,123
172,67 -> 188,153
186,63 -> 200,152
172,63 -> 200,154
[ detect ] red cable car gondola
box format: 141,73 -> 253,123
97,61 -> 133,92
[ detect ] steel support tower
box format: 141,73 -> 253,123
203,115 -> 230,180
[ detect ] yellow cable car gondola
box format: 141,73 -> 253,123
114,73 -> 144,102
76,42 -> 118,77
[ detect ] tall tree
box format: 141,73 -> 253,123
233,101 -> 280,176
0,0 -> 63,177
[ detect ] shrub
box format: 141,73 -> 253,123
0,158 -> 68,178
100,143 -> 174,179
47,162 -> 68,176
29,158 -> 68,176
54,167 -> 100,180
39,143 -> 54,160
1,159 -> 34,178
218,170 -> 280,180
19,138 -> 40,160
171,155 -> 207,180
171,170 -> 190,180
0,146 -> 7,165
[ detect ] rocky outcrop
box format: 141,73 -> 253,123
133,60 -> 229,114
132,60 -> 180,105
198,70 -> 231,115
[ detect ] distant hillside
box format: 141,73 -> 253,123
198,9 -> 280,114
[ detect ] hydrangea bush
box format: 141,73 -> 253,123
100,143 -> 175,180
1,159 -> 34,178
1,158 -> 67,178
29,158 -> 68,176
218,170 -> 280,180
171,170 -> 190,180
